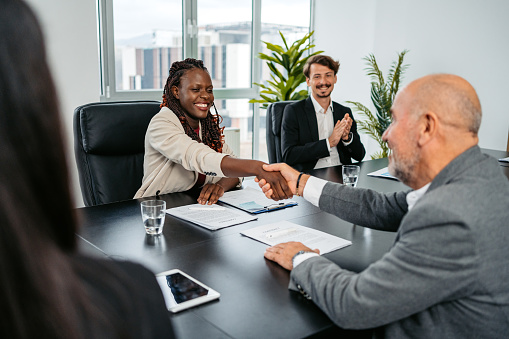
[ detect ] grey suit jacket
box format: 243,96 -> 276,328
290,146 -> 509,338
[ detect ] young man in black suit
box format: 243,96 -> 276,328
281,55 -> 365,171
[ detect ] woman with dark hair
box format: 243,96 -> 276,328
134,58 -> 292,203
0,0 -> 174,338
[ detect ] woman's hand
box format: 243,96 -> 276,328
197,183 -> 225,205
256,170 -> 293,201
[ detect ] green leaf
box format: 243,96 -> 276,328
250,31 -> 320,107
388,50 -> 409,100
258,54 -> 281,66
346,50 -> 409,158
265,42 -> 285,55
279,31 -> 289,50
267,63 -> 285,82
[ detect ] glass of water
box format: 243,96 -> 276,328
141,200 -> 166,235
342,165 -> 360,187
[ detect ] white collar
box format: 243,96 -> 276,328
310,94 -> 333,114
406,183 -> 431,211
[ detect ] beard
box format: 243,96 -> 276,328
388,146 -> 419,185
314,84 -> 332,98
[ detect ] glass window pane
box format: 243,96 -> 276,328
197,0 -> 252,89
113,0 -> 183,91
260,0 -> 310,93
259,0 -> 310,162
217,99 -> 253,159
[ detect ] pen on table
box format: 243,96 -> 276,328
264,203 -> 285,210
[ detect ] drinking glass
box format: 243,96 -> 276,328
141,200 -> 166,235
342,165 -> 360,187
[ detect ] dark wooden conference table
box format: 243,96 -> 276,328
77,149 -> 509,339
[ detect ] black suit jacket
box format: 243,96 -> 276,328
281,97 -> 366,171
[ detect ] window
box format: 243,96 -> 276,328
99,0 -> 312,160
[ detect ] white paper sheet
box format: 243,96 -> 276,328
165,204 -> 257,230
367,167 -> 399,180
241,220 -> 352,254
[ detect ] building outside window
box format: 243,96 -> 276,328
101,0 -> 312,161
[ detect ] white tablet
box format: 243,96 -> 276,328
155,269 -> 220,313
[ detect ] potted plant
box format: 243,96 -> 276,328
249,31 -> 324,109
347,50 -> 409,159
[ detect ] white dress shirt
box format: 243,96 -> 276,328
310,95 -> 352,169
406,183 -> 430,210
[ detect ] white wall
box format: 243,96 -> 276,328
26,0 -> 101,207
314,0 -> 509,157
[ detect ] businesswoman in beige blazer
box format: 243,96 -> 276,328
135,58 -> 291,203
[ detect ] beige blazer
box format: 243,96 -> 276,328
134,107 -> 238,198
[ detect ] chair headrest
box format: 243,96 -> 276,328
271,101 -> 294,137
76,101 -> 160,155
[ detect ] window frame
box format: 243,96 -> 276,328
97,0 -> 314,159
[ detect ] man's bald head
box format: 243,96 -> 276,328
406,74 -> 482,135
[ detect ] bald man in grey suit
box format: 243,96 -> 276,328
258,74 -> 509,338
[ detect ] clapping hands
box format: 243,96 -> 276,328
328,114 -> 353,147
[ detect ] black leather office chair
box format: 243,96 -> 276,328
74,101 -> 161,206
266,101 -> 295,163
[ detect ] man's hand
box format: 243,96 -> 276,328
256,170 -> 293,201
197,183 -> 224,205
264,241 -> 319,270
256,163 -> 309,199
329,114 -> 351,147
341,114 -> 353,140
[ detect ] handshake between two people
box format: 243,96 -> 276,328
255,163 -> 310,201
198,160 -> 304,205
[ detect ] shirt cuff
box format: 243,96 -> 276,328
325,138 -> 331,151
293,252 -> 320,268
303,176 -> 327,207
342,132 -> 353,146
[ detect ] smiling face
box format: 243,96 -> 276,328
382,87 -> 421,187
172,68 -> 214,129
306,63 -> 337,100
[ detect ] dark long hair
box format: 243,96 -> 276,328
161,58 -> 224,152
0,1 -> 111,337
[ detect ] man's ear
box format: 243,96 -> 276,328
171,85 -> 179,99
305,77 -> 311,87
418,111 -> 438,146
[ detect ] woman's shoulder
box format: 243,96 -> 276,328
72,255 -> 158,290
152,106 -> 180,122
149,106 -> 184,132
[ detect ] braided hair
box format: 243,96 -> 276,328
161,58 -> 224,153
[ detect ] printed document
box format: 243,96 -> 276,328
241,221 -> 352,254
165,204 -> 257,230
